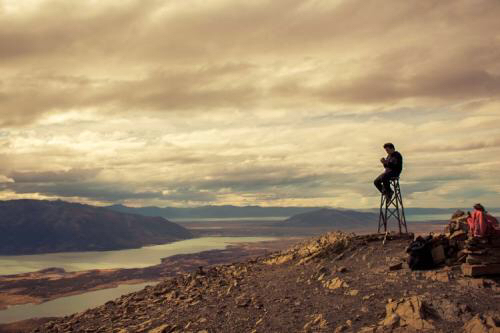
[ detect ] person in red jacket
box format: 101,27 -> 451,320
467,203 -> 500,238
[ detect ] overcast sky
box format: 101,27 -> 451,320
1,0 -> 499,208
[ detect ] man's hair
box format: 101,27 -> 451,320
383,142 -> 395,149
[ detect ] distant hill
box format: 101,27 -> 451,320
106,204 -> 322,219
276,208 -> 378,228
0,200 -> 193,255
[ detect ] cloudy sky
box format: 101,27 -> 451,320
1,0 -> 499,209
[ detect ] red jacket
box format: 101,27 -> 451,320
467,210 -> 500,237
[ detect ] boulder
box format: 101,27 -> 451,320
426,298 -> 471,322
463,314 -> 500,333
380,296 -> 434,331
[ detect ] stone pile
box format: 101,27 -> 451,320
419,209 -> 500,278
461,237 -> 500,277
420,231 -> 466,268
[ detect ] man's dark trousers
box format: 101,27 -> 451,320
374,171 -> 399,196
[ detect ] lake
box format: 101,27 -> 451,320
0,236 -> 276,276
405,213 -> 452,221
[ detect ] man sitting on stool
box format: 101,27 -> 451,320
374,142 -> 403,201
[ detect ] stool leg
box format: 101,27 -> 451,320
378,192 -> 384,233
394,181 -> 402,234
398,185 -> 408,233
383,196 -> 388,233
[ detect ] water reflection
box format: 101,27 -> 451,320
0,237 -> 275,275
0,282 -> 155,323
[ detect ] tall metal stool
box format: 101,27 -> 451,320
378,177 -> 408,234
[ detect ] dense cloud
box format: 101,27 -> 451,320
0,0 -> 499,207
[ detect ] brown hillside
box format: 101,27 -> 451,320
32,232 -> 500,333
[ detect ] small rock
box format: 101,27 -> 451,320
148,324 -> 171,333
346,289 -> 359,296
457,278 -> 486,288
304,313 -> 328,330
324,277 -> 349,289
389,262 -> 403,271
236,297 -> 251,307
334,325 -> 347,332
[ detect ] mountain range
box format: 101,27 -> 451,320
107,204 -> 499,220
106,204 -> 323,219
0,200 -> 192,255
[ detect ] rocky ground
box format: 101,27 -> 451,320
29,232 -> 500,333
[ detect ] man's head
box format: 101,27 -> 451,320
473,203 -> 485,212
383,142 -> 395,154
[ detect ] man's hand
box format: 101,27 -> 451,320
380,157 -> 386,164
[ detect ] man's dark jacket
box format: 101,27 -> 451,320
384,151 -> 403,175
